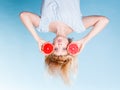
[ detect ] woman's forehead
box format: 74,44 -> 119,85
52,53 -> 68,57
53,50 -> 68,55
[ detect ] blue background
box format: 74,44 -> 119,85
0,0 -> 120,90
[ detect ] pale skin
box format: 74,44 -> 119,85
20,12 -> 109,56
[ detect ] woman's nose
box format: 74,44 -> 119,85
58,44 -> 62,46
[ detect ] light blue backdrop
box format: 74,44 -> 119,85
0,0 -> 120,90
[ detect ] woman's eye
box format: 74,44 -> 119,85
63,48 -> 67,50
54,47 -> 58,50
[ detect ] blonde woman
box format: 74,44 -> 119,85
20,0 -> 109,84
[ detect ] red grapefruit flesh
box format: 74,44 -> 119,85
42,43 -> 54,54
67,43 -> 79,55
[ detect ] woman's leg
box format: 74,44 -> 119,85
20,12 -> 42,43
82,15 -> 109,42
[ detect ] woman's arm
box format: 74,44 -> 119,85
20,12 -> 46,44
73,15 -> 109,53
20,12 -> 47,52
82,15 -> 109,44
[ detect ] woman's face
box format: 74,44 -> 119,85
53,36 -> 69,56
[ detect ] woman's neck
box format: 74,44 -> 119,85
49,21 -> 73,36
56,28 -> 67,37
56,22 -> 73,37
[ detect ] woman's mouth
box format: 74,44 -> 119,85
58,39 -> 62,42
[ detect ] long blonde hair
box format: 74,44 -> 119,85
45,53 -> 78,84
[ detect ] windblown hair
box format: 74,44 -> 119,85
45,37 -> 78,84
45,53 -> 78,84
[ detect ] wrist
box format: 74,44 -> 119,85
76,38 -> 86,45
37,38 -> 43,43
38,39 -> 47,44
83,36 -> 90,43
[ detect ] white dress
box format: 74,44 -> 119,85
36,0 -> 86,33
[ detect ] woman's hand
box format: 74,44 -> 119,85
38,39 -> 47,53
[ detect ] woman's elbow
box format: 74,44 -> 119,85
101,16 -> 110,24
